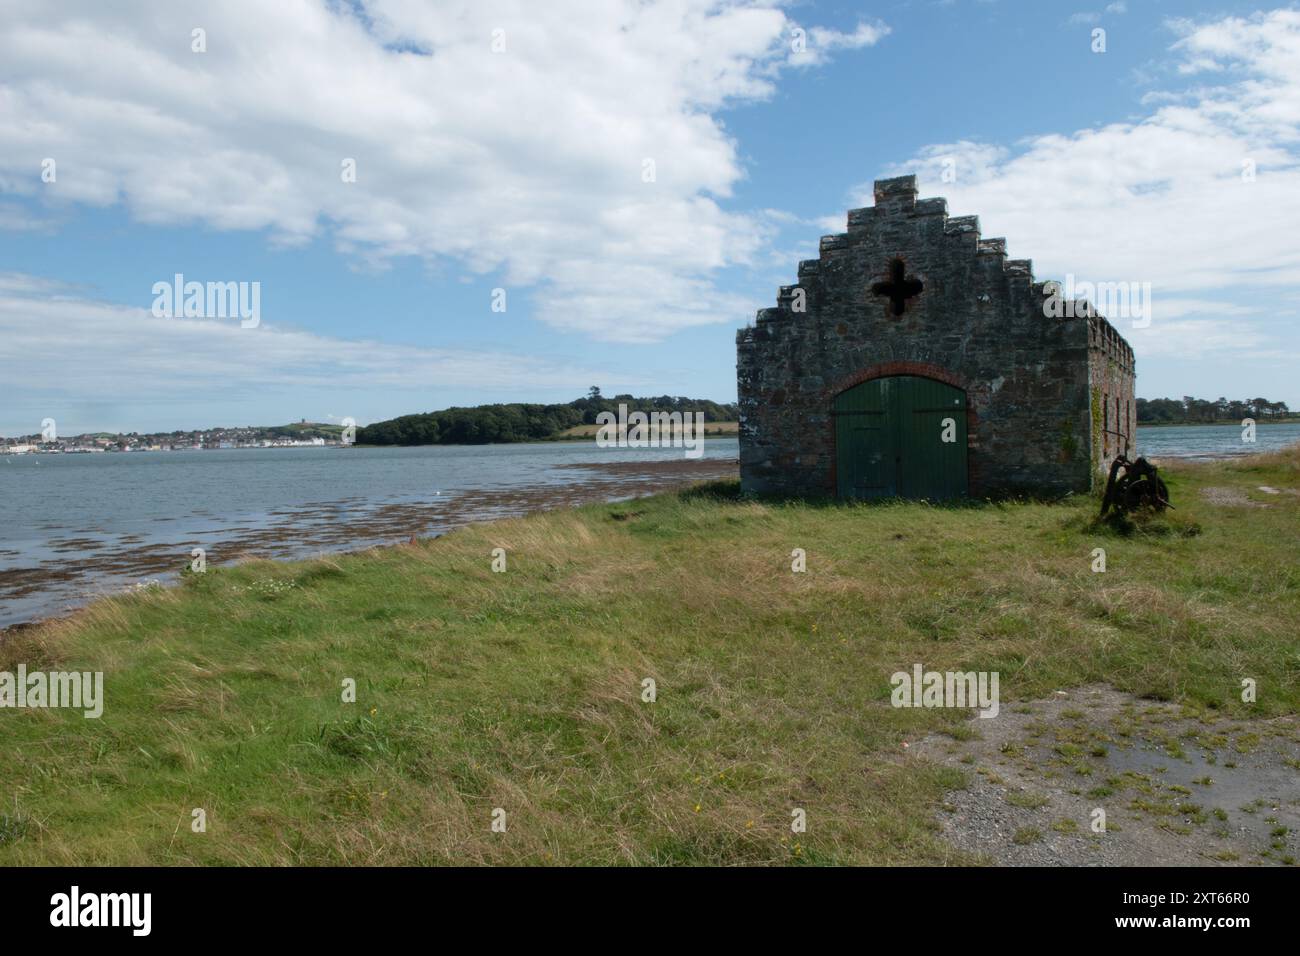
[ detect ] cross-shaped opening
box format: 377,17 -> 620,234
871,258 -> 923,316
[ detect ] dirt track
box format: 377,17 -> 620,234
911,685 -> 1300,866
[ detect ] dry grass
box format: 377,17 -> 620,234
1,447 -> 1297,865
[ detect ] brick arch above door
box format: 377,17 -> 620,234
826,360 -> 968,400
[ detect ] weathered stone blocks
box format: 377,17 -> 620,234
736,175 -> 1136,499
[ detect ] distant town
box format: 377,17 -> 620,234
0,421 -> 347,455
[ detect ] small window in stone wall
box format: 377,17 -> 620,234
1103,393 -> 1109,457
871,258 -> 924,316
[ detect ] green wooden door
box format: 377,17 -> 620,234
833,375 -> 967,500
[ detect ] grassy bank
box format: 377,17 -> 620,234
2,448 -> 1298,865
554,420 -> 739,440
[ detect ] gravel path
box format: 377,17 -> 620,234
910,685 -> 1300,866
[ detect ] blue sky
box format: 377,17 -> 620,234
1,0 -> 1298,435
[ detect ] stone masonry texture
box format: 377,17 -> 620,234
735,175 -> 1136,499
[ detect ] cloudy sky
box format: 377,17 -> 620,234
1,0 -> 1297,435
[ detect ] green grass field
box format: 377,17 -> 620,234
2,447 -> 1297,865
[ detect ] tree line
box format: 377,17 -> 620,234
356,388 -> 739,446
1137,396 -> 1293,424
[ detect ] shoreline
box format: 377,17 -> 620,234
1143,435 -> 1300,462
6,438 -> 1297,634
1138,420 -> 1299,428
0,456 -> 740,637
1,424 -> 743,456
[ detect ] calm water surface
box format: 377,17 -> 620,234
1133,423 -> 1300,460
0,440 -> 738,627
2,425 -> 1296,627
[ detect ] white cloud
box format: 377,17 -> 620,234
0,274 -> 617,433
1128,318 -> 1281,361
870,10 -> 1300,365
793,22 -> 890,65
1140,298 -> 1260,322
0,0 -> 885,344
0,201 -> 59,233
1068,2 -> 1126,26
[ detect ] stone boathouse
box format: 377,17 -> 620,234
736,175 -> 1135,500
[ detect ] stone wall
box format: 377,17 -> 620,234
736,175 -> 1131,499
1088,315 -> 1137,468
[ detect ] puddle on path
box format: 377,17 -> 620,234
910,685 -> 1300,866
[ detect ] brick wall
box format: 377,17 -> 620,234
736,175 -> 1132,499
